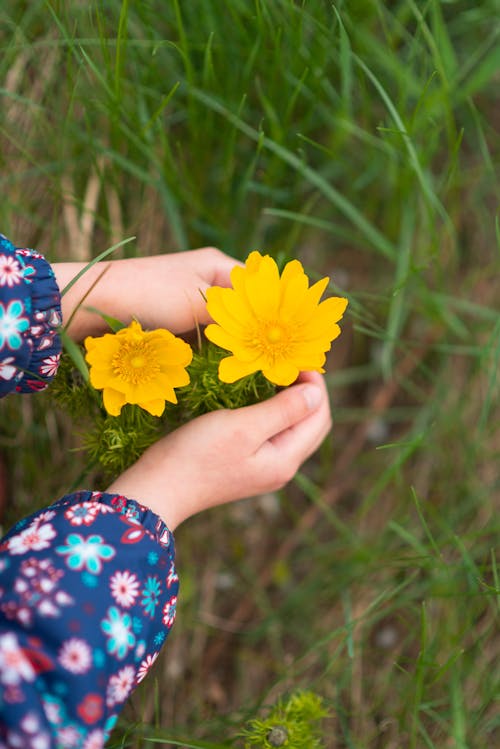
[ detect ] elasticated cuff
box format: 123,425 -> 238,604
0,234 -> 62,395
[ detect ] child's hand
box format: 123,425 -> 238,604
106,371 -> 331,530
53,248 -> 239,340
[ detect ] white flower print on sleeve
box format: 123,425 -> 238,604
0,634 -> 37,687
0,253 -> 24,287
39,353 -> 61,378
109,570 -> 140,608
0,356 -> 16,381
136,651 -> 159,683
4,557 -> 74,627
64,502 -> 100,527
4,712 -> 51,749
7,522 -> 56,555
82,729 -> 106,749
58,638 -> 93,674
106,665 -> 136,707
162,594 -> 177,627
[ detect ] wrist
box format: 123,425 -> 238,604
105,450 -> 184,531
53,260 -> 116,340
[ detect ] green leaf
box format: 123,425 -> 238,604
84,306 -> 127,332
59,328 -> 89,383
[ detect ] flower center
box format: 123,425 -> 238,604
251,321 -> 292,360
112,341 -> 160,385
130,355 -> 145,368
266,325 -> 283,343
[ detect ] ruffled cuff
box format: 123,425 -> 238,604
53,490 -> 176,550
0,234 -> 62,396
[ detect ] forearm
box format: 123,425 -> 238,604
53,259 -> 147,341
54,256 -> 195,340
53,247 -> 239,342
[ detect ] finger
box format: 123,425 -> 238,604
187,247 -> 243,287
238,375 -> 325,445
242,375 -> 329,492
268,393 -> 331,456
256,379 -> 331,482
268,372 -> 331,450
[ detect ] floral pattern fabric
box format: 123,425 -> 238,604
0,234 -> 62,397
0,235 -> 180,748
0,492 -> 179,749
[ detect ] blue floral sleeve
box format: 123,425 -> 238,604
0,233 -> 62,396
0,491 -> 179,747
0,235 -> 181,747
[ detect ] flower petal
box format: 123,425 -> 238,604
138,398 -> 167,416
218,356 -> 260,383
89,367 -> 122,390
262,359 -> 299,386
244,253 -> 281,319
290,347 -> 327,369
280,258 -> 305,282
204,323 -> 238,350
204,324 -> 259,361
279,266 -> 310,321
102,388 -> 126,416
206,287 -> 254,336
317,294 -> 349,322
156,337 -> 193,367
85,334 -> 120,364
305,276 -> 330,307
228,265 -> 251,302
162,365 -> 190,389
245,250 -> 264,272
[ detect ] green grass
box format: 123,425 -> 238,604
1,0 -> 499,747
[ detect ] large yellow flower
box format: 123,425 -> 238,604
84,320 -> 192,416
205,251 -> 348,386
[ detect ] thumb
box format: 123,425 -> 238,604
241,381 -> 323,441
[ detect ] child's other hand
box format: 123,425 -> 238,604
106,371 -> 331,530
54,248 -> 239,340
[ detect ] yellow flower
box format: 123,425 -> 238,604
84,320 -> 192,416
204,251 -> 348,386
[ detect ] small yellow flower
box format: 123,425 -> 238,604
84,320 -> 192,416
205,251 -> 348,386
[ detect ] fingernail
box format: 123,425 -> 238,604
302,384 -> 321,410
